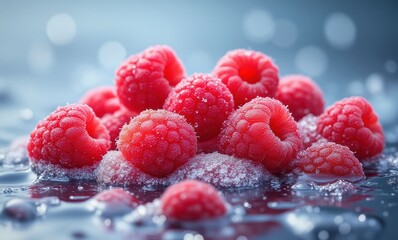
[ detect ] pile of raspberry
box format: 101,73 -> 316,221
26,45 -> 385,221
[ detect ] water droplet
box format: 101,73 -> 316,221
358,214 -> 366,222
3,198 -> 37,221
46,13 -> 76,46
3,187 -> 13,194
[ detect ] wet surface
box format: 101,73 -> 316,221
1,141 -> 398,240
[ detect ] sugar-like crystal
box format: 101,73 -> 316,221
168,152 -> 272,188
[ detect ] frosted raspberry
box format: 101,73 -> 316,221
101,108 -> 138,150
92,188 -> 139,217
27,104 -> 110,168
294,142 -> 365,182
213,49 -> 279,107
80,86 -> 121,118
218,97 -> 301,174
276,75 -> 325,121
160,180 -> 228,221
117,109 -> 197,177
164,73 -> 234,141
115,45 -> 185,112
317,96 -> 384,159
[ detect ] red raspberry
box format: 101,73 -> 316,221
101,108 -> 138,150
160,180 -> 228,221
275,75 -> 325,121
316,96 -> 384,159
80,86 -> 121,118
213,49 -> 279,107
115,45 -> 185,112
27,104 -> 110,168
93,188 -> 139,216
218,97 -> 301,174
294,142 -> 365,182
117,109 -> 197,177
164,73 -> 234,141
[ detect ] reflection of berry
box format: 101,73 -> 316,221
164,73 -> 234,141
276,75 -> 325,121
317,96 -> 384,159
218,97 -> 301,174
93,188 -> 139,216
27,104 -> 110,168
80,86 -> 121,118
115,45 -> 185,112
160,180 -> 227,221
101,108 -> 138,150
295,142 -> 365,182
213,49 -> 279,107
118,109 -> 197,177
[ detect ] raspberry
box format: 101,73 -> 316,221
80,86 -> 121,118
101,108 -> 138,150
160,180 -> 228,221
298,114 -> 326,150
27,104 -> 110,168
92,188 -> 139,216
316,96 -> 384,159
117,109 -> 197,177
164,73 -> 234,141
115,45 -> 185,112
218,97 -> 301,174
275,75 -> 325,121
213,49 -> 279,107
294,142 -> 365,182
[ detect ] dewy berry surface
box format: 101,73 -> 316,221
317,96 -> 385,159
117,109 -> 197,177
213,49 -> 279,107
115,45 -> 185,112
160,180 -> 228,221
276,75 -> 325,121
27,104 -> 110,169
164,73 -> 234,141
218,97 -> 302,174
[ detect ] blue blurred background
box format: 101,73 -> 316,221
1,0 -> 397,146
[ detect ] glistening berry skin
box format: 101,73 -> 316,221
276,75 -> 325,121
160,180 -> 228,221
316,96 -> 384,159
294,142 -> 365,182
164,73 -> 234,141
218,97 -> 302,174
27,104 -> 111,168
117,109 -> 197,177
213,49 -> 279,107
80,86 -> 121,118
115,45 -> 185,112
